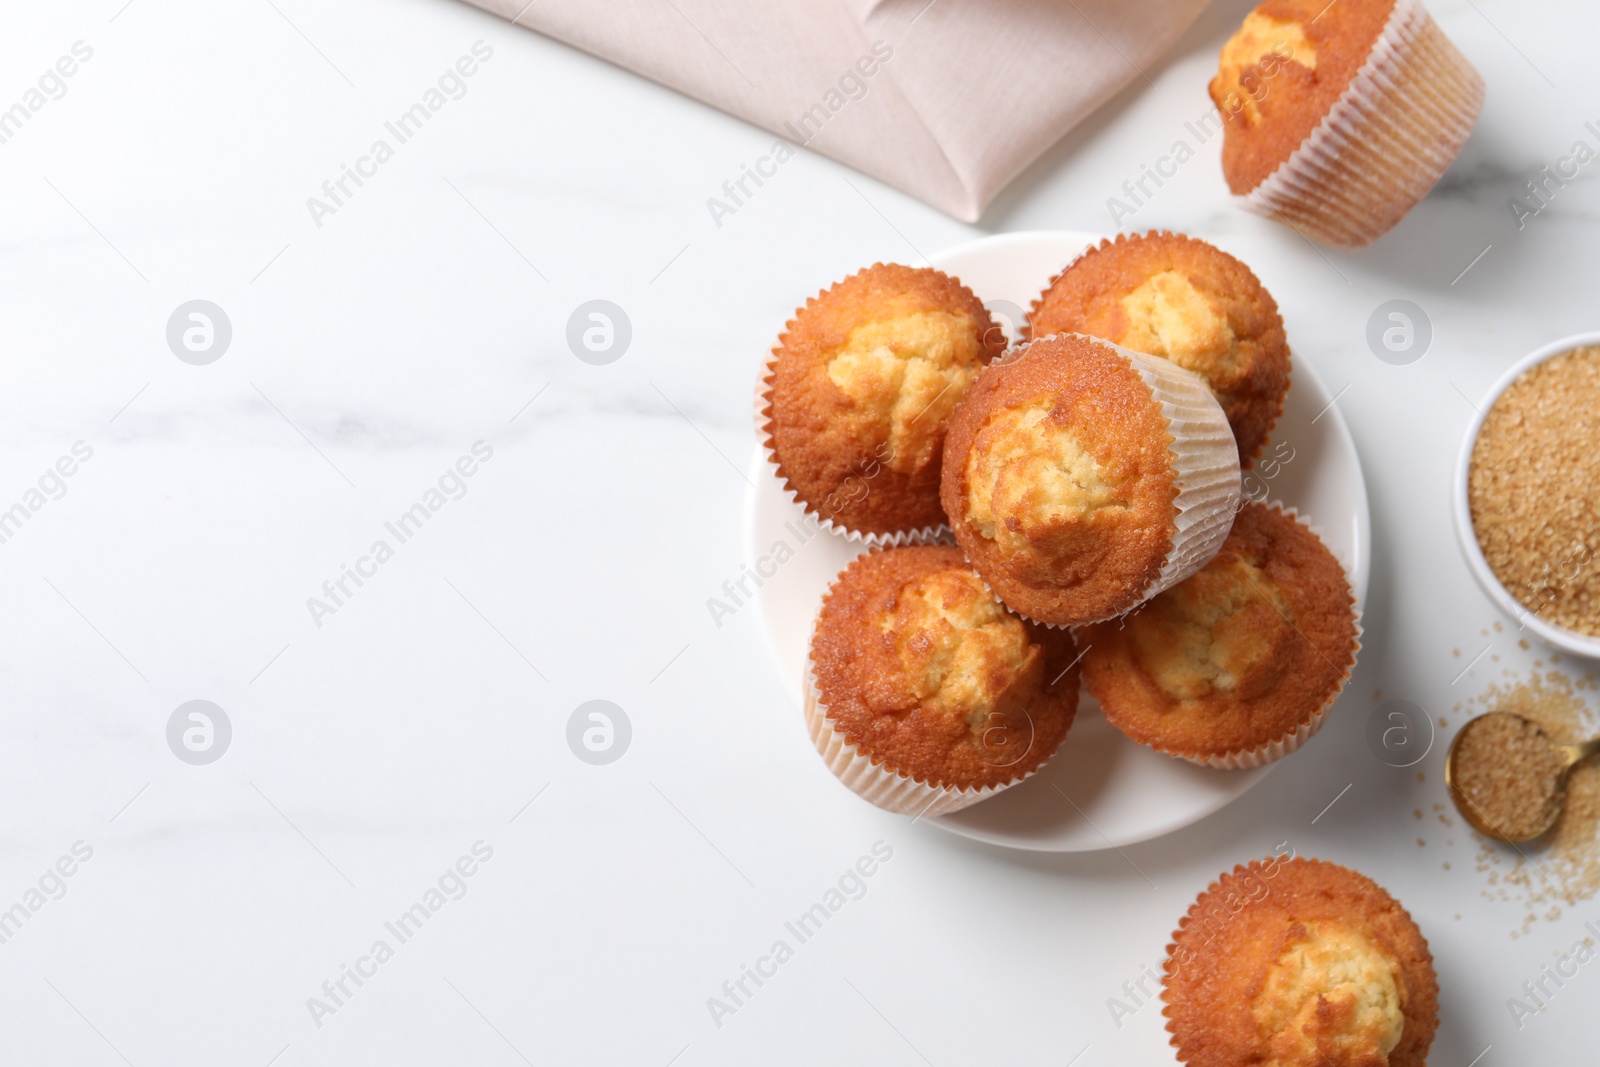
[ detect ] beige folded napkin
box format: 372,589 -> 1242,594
461,0 -> 1212,221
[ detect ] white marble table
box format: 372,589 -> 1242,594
1,0 -> 1596,1063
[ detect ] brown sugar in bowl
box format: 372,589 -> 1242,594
1455,333 -> 1600,658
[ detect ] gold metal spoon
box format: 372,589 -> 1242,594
1445,711 -> 1600,843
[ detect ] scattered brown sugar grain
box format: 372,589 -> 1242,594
1466,671 -> 1600,934
1450,712 -> 1567,841
1469,345 -> 1600,636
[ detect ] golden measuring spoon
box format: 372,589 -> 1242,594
1445,711 -> 1600,843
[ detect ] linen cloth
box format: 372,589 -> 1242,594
462,0 -> 1212,220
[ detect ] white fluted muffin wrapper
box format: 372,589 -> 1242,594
756,344 -> 947,547
1241,0 -> 1485,249
802,665 -> 1035,815
1124,343 -> 1244,605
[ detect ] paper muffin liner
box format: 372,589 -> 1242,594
1162,502 -> 1362,770
1125,342 -> 1245,603
802,664 -> 1033,816
1242,0 -> 1485,249
755,307 -> 947,548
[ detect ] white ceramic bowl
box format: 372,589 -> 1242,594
1454,330 -> 1600,659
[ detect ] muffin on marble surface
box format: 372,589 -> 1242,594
939,333 -> 1240,628
1080,502 -> 1357,769
1028,231 -> 1290,466
761,264 -> 1004,543
806,544 -> 1080,815
1164,857 -> 1439,1067
1210,0 -> 1484,248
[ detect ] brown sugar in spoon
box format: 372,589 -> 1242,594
1446,711 -> 1600,843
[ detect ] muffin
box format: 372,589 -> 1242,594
1164,857 -> 1439,1067
1210,0 -> 1484,248
806,544 -> 1081,815
1080,503 -> 1358,768
940,334 -> 1241,628
1028,232 -> 1291,466
761,264 -> 1004,542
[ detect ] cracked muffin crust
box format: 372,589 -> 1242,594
1208,0 -> 1484,248
762,264 -> 1004,540
1028,232 -> 1291,465
808,544 -> 1080,792
1079,503 -> 1357,766
1210,0 -> 1393,193
940,334 -> 1238,627
1164,857 -> 1438,1067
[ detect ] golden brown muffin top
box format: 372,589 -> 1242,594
1210,0 -> 1397,192
1080,503 -> 1356,759
1164,858 -> 1439,1067
1029,232 -> 1291,465
763,264 -> 1003,538
809,545 -> 1080,790
940,334 -> 1179,627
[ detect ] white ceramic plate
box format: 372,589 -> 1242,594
744,231 -> 1371,851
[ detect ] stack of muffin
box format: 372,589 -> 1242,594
757,2 -> 1481,1060
761,232 -> 1361,818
